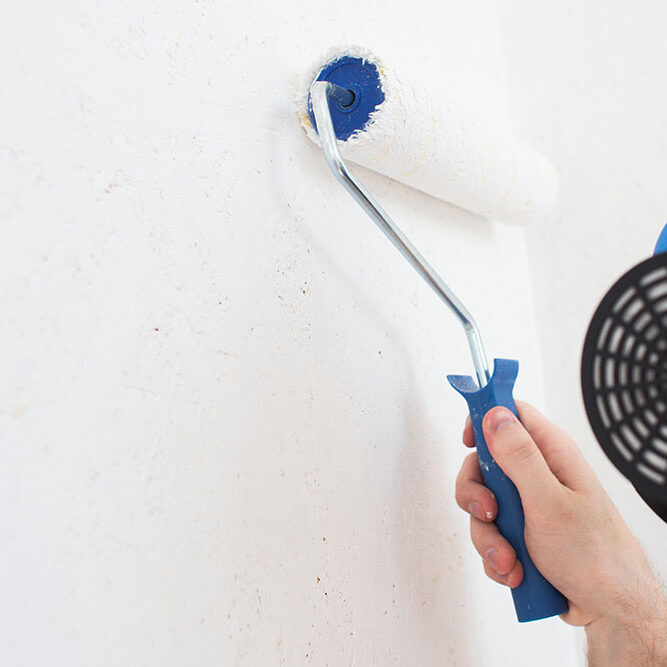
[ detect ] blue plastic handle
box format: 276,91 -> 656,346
447,358 -> 568,622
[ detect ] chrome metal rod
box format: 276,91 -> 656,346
311,80 -> 491,387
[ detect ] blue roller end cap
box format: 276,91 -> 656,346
307,55 -> 385,142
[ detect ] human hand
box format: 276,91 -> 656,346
455,401 -> 667,665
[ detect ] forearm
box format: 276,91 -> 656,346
585,575 -> 667,666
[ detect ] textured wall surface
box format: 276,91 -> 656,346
1,1 -> 581,665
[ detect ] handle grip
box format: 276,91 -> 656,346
447,358 -> 568,622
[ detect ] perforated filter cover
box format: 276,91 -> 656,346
581,253 -> 667,505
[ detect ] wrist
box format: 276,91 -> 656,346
585,575 -> 667,666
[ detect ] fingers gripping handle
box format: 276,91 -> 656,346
447,359 -> 568,622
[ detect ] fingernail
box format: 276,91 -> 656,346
470,501 -> 484,520
485,547 -> 499,570
486,408 -> 515,433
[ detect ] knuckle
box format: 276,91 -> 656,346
454,470 -> 466,504
454,481 -> 466,509
454,453 -> 478,507
469,516 -> 479,541
503,431 -> 538,465
469,517 -> 486,549
463,450 -> 479,472
496,548 -> 516,576
483,561 -> 506,585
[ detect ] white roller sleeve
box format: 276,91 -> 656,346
297,47 -> 558,225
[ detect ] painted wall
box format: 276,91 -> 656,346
0,1 -> 584,665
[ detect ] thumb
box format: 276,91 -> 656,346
483,407 -> 560,506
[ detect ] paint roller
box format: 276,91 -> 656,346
298,47 -> 558,225
297,47 -> 568,623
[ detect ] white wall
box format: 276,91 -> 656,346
0,1 -> 585,665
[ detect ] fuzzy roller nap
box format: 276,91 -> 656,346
297,47 -> 558,225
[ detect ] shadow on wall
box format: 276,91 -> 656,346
395,380 -> 480,665
243,107 -> 482,664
